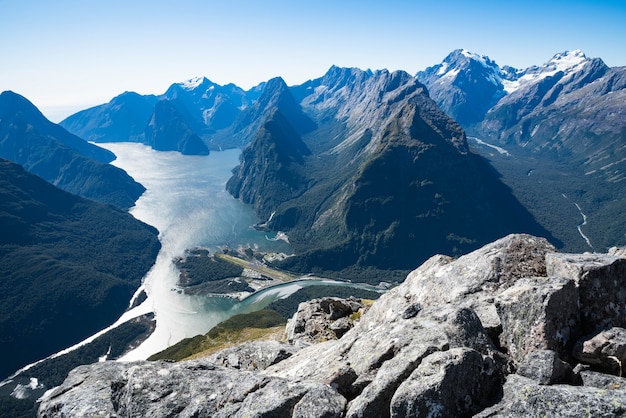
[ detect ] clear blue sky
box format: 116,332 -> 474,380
1,0 -> 624,122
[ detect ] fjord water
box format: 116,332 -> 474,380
98,143 -> 301,359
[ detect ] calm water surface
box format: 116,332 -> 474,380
100,143 -> 364,360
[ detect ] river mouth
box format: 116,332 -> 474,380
97,143 -> 377,360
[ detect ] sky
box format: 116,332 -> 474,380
1,0 -> 625,122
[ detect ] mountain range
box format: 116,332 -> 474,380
0,48 -> 624,415
418,49 -> 626,253
56,49 -> 626,276
226,67 -> 552,278
60,77 -> 264,153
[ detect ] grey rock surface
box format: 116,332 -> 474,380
206,340 -> 300,371
476,374 -> 626,417
286,297 -> 364,344
573,327 -> 626,374
363,234 -> 556,336
496,276 -> 579,363
516,349 -> 575,385
38,234 -> 626,417
546,253 -> 626,333
38,359 -> 346,418
390,347 -> 500,417
580,369 -> 626,390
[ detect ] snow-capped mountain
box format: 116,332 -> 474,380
501,49 -> 590,93
416,49 -> 518,126
478,50 -> 623,164
420,49 -> 625,175
60,77 -> 260,153
419,49 -> 626,255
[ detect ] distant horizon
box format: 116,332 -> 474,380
2,0 -> 624,122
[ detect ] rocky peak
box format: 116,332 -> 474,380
39,234 -> 626,417
320,65 -> 374,90
436,49 -> 505,81
144,99 -> 209,155
416,50 -> 514,126
226,108 -> 312,221
300,67 -> 430,155
230,77 -> 316,146
175,75 -> 213,91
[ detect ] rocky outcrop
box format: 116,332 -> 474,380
285,297 -> 365,345
206,340 -> 300,371
38,360 -> 346,418
476,374 -> 626,417
38,234 -> 626,417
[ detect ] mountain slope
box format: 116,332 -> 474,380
0,91 -> 114,162
478,52 -> 625,168
416,49 -> 516,126
144,99 -> 210,155
226,109 -> 311,219
227,68 -> 554,279
0,158 -> 160,379
419,50 -> 626,252
0,91 -> 146,209
59,91 -> 158,143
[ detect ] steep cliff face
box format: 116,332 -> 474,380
227,68 -> 552,275
144,99 -> 210,155
0,91 -> 145,209
226,109 -> 311,220
38,235 -> 626,417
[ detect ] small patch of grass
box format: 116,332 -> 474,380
148,310 -> 287,362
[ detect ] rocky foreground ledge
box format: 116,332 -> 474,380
38,234 -> 626,417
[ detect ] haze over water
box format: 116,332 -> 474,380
100,143 -> 294,359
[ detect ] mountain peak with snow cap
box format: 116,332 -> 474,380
177,76 -> 213,91
528,49 -> 589,77
417,49 -> 515,126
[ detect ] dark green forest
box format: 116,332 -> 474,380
0,158 -> 160,380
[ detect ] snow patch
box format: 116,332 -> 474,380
508,50 -> 588,92
441,68 -> 460,81
436,62 -> 449,76
468,136 -> 511,156
179,76 -> 207,90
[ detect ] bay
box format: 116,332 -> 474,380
97,143 -> 371,360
